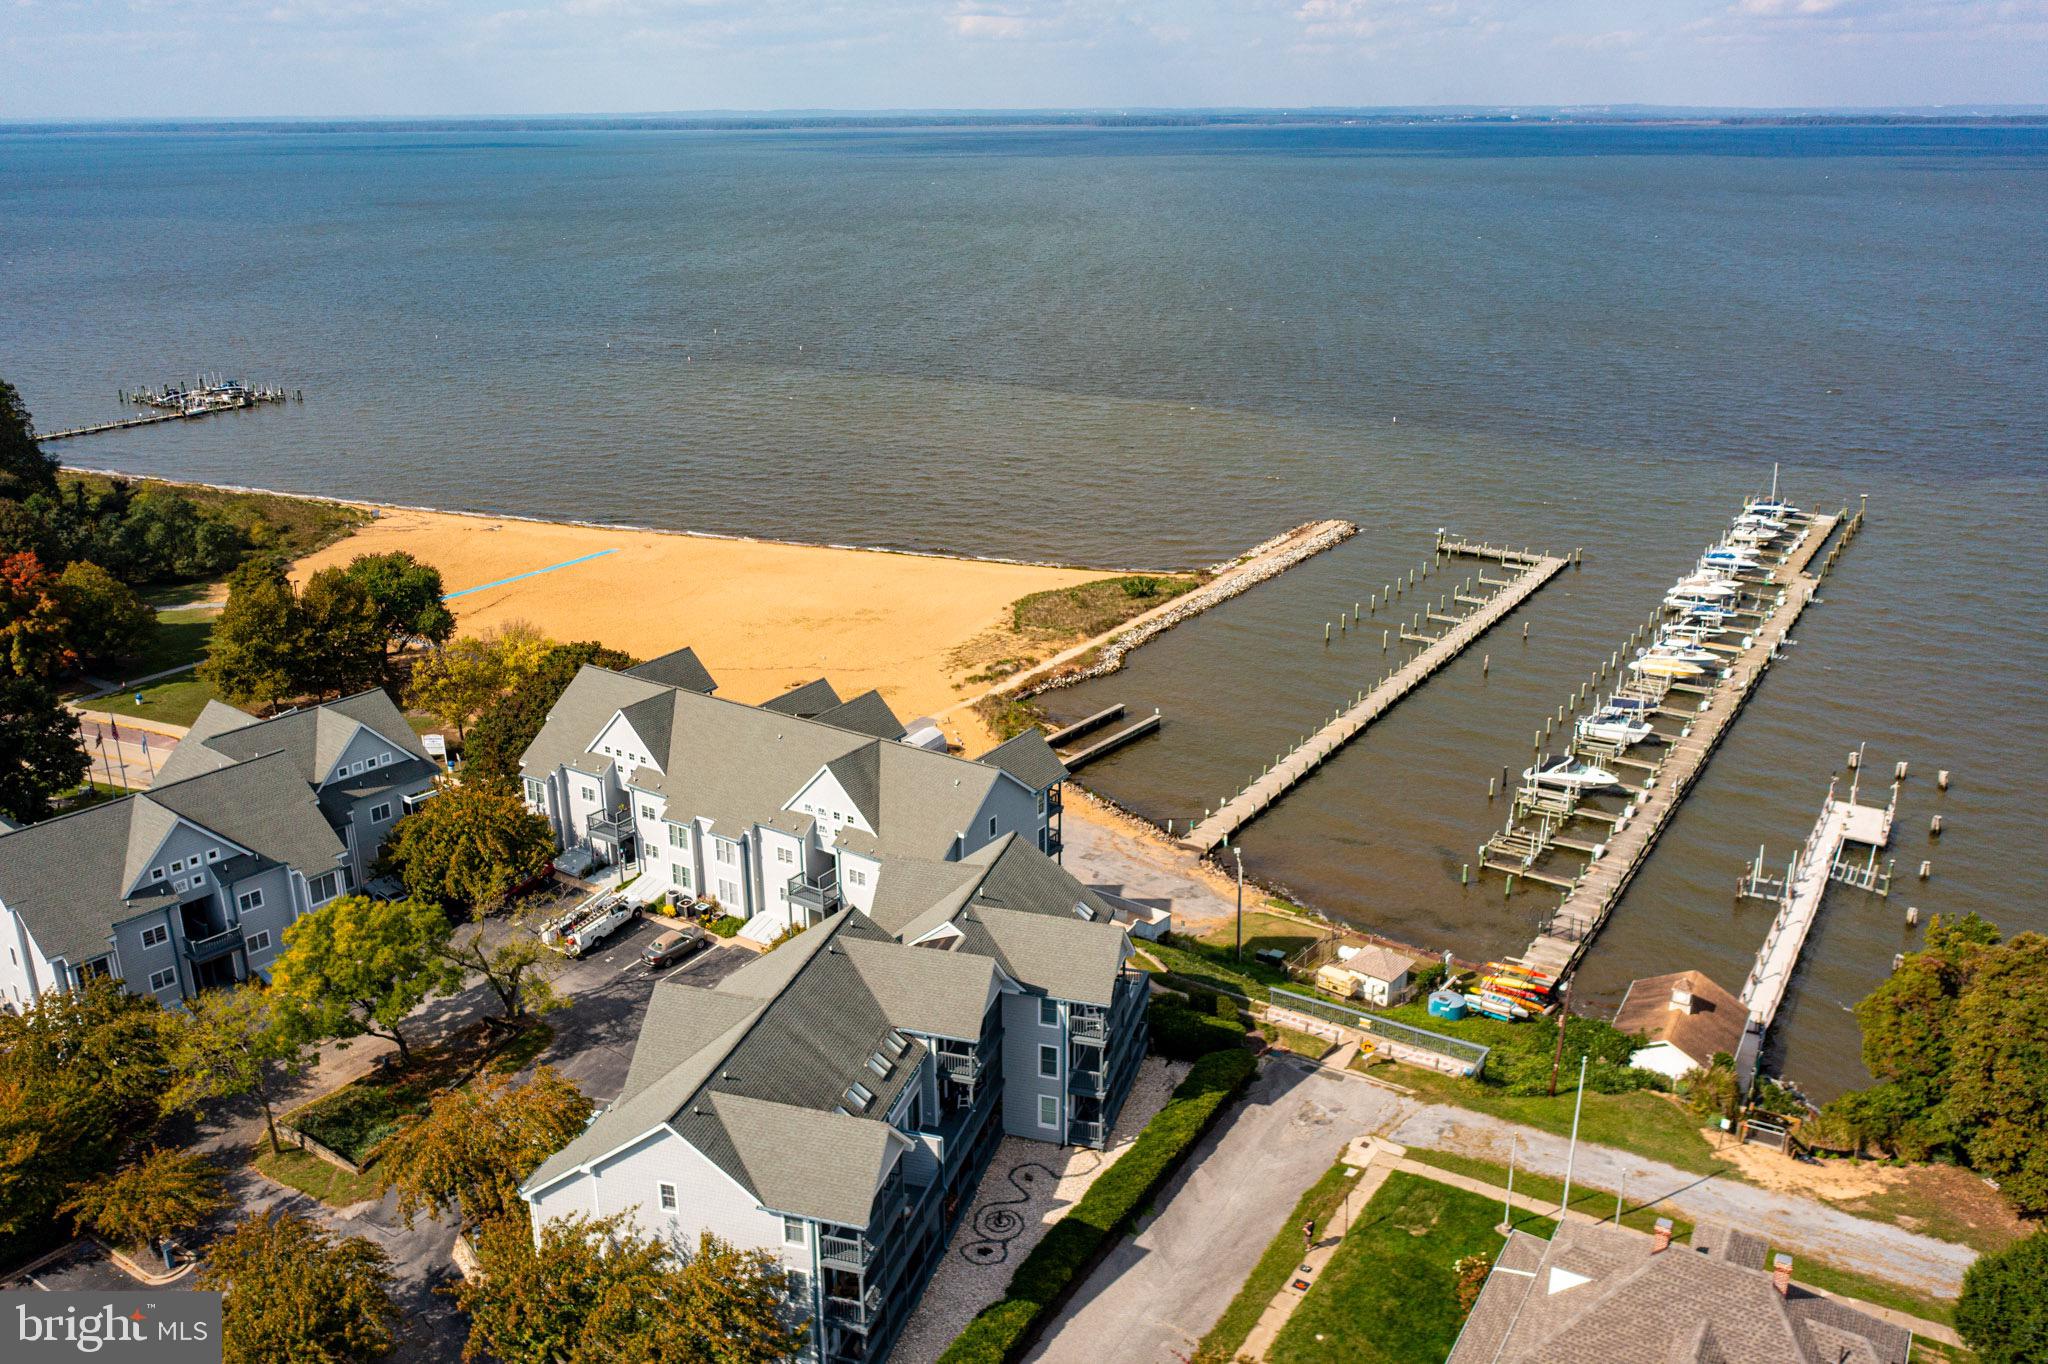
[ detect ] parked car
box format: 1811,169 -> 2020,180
643,925 -> 710,969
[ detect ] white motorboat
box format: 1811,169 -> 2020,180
1670,573 -> 1740,598
1576,709 -> 1654,747
1648,637 -> 1721,665
1666,595 -> 1738,619
1660,619 -> 1728,643
1701,544 -> 1762,571
1523,754 -> 1623,791
1630,653 -> 1706,679
1727,523 -> 1781,546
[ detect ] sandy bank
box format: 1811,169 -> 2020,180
290,506 -> 1112,738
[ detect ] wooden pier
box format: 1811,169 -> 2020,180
1063,712 -> 1162,771
38,411 -> 205,441
1178,537 -> 1567,854
1501,502 -> 1864,980
1731,774 -> 1896,1085
38,382 -> 297,441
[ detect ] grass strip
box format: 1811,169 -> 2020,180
937,1048 -> 1257,1364
1399,1147 -> 1697,1238
253,1146 -> 384,1209
1190,1160 -> 1360,1364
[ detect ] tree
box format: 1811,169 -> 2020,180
201,558 -> 300,711
269,895 -> 463,1067
0,981 -> 168,1249
462,640 -> 638,781
1677,1053 -> 1740,1123
200,1211 -> 396,1364
0,550 -> 76,679
295,565 -> 387,699
0,379 -> 58,501
0,677 -> 88,824
1936,932 -> 2048,1213
56,561 -> 155,670
345,551 -> 453,666
119,488 -> 244,582
157,983 -> 310,1156
406,635 -> 508,739
381,779 -> 555,912
458,1214 -> 803,1364
58,1148 -> 225,1260
443,926 -> 563,1023
376,1067 -> 590,1229
1958,1231 -> 2048,1364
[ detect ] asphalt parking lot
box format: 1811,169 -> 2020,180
3,1241 -> 142,1293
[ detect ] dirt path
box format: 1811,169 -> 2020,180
1388,1104 -> 1977,1298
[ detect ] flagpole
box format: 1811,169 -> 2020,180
1560,1053 -> 1588,1221
1502,1134 -> 1517,1233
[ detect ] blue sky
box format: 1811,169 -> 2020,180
4,1 -> 2044,119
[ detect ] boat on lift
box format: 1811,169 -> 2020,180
1647,637 -> 1721,666
1667,598 -> 1738,623
1577,707 -> 1655,748
1629,653 -> 1706,680
1523,754 -> 1623,791
1700,544 -> 1763,572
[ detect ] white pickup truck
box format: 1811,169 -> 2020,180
538,890 -> 636,958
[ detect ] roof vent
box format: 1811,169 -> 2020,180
844,1081 -> 874,1110
882,1029 -> 909,1056
1073,902 -> 1097,922
866,1053 -> 891,1079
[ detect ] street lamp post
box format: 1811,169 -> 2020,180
1234,846 -> 1244,963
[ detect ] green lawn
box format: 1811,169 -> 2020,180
1195,908 -> 1325,961
83,673 -> 222,728
1386,1064 -> 1733,1177
1193,1161 -> 1367,1364
129,607 -> 216,677
1269,1171 -> 1554,1364
1400,1148 -> 1698,1239
252,1145 -> 384,1208
1258,1020 -> 1333,1060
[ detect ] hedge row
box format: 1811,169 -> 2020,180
1148,995 -> 1252,1062
937,1047 -> 1259,1364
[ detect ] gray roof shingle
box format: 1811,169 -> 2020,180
975,730 -> 1068,791
760,678 -> 842,718
813,690 -> 906,741
624,646 -> 718,694
154,689 -> 430,787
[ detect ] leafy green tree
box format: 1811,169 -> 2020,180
295,565 -> 386,698
119,488 -> 245,582
201,558 -> 300,710
377,1067 -> 590,1229
200,1211 -> 397,1364
1957,1231 -> 2048,1364
0,379 -> 58,501
56,561 -> 155,670
1678,1052 -> 1740,1123
0,550 -> 76,679
58,1148 -> 225,1257
0,676 -> 89,823
381,779 -> 555,912
406,634 -> 508,739
0,981 -> 168,1250
443,926 -> 563,1022
458,1214 -> 803,1364
462,641 -> 637,781
158,983 -> 310,1156
269,895 -> 463,1067
1936,932 -> 2048,1213
345,551 -> 453,665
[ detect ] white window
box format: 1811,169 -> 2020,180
238,889 -> 265,913
847,868 -> 867,887
670,864 -> 691,888
171,858 -> 185,873
1038,1094 -> 1059,1129
639,803 -> 655,821
667,824 -> 689,850
582,784 -> 597,801
1040,998 -> 1058,1028
1039,1044 -> 1059,1078
310,871 -> 340,903
190,870 -> 207,886
206,848 -> 220,861
1036,791 -> 1046,815
718,880 -> 739,903
140,925 -> 169,950
369,802 -> 393,823
147,968 -> 177,993
173,878 -> 188,892
658,1183 -> 678,1213
988,816 -> 998,837
782,1216 -> 805,1245
246,930 -> 271,953
716,841 -> 737,866
524,779 -> 544,804
777,847 -> 793,864
151,867 -> 165,882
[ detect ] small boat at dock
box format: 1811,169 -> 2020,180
1577,707 -> 1655,747
1629,653 -> 1706,679
1523,754 -> 1623,791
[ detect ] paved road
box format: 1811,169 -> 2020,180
1026,1056 -> 1407,1364
1389,1104 -> 1976,1298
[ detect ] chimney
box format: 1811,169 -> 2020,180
1772,1253 -> 1793,1296
1668,986 -> 1695,1014
1652,1218 -> 1673,1254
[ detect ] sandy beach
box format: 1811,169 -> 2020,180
291,506 -> 1113,741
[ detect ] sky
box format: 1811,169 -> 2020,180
3,0 -> 2045,120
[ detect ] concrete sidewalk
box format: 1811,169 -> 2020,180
1237,1136 -> 1393,1359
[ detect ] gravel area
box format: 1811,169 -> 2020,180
891,1056 -> 1189,1364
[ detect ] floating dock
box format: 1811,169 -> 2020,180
1178,535 -> 1567,854
1732,768 -> 1897,1085
1497,499 -> 1865,980
38,379 -> 297,442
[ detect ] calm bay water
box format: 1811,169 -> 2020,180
3,123 -> 2044,1094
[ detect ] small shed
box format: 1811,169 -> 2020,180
1334,944 -> 1413,1007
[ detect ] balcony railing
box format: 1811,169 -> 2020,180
1069,1118 -> 1106,1146
184,927 -> 243,963
1069,1010 -> 1108,1044
820,1231 -> 874,1270
934,1047 -> 983,1084
586,808 -> 633,842
787,868 -> 842,916
826,1283 -> 884,1331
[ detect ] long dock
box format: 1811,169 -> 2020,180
1178,537 -> 1566,854
1732,773 -> 1896,1084
1505,502 -> 1864,979
38,411 -> 202,441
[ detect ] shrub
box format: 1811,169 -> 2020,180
1119,576 -> 1162,599
706,915 -> 745,938
1212,993 -> 1240,1023
1147,997 -> 1249,1062
938,1048 -> 1256,1364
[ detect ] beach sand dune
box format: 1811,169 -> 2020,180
292,507 -> 1112,734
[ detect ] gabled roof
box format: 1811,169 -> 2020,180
1615,970 -> 1748,1068
975,729 -> 1068,792
1447,1220 -> 1911,1364
813,690 -> 906,742
824,743 -> 884,829
154,689 -> 430,787
617,693 -> 676,767
0,753 -> 345,966
625,646 -> 718,695
760,678 -> 841,718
